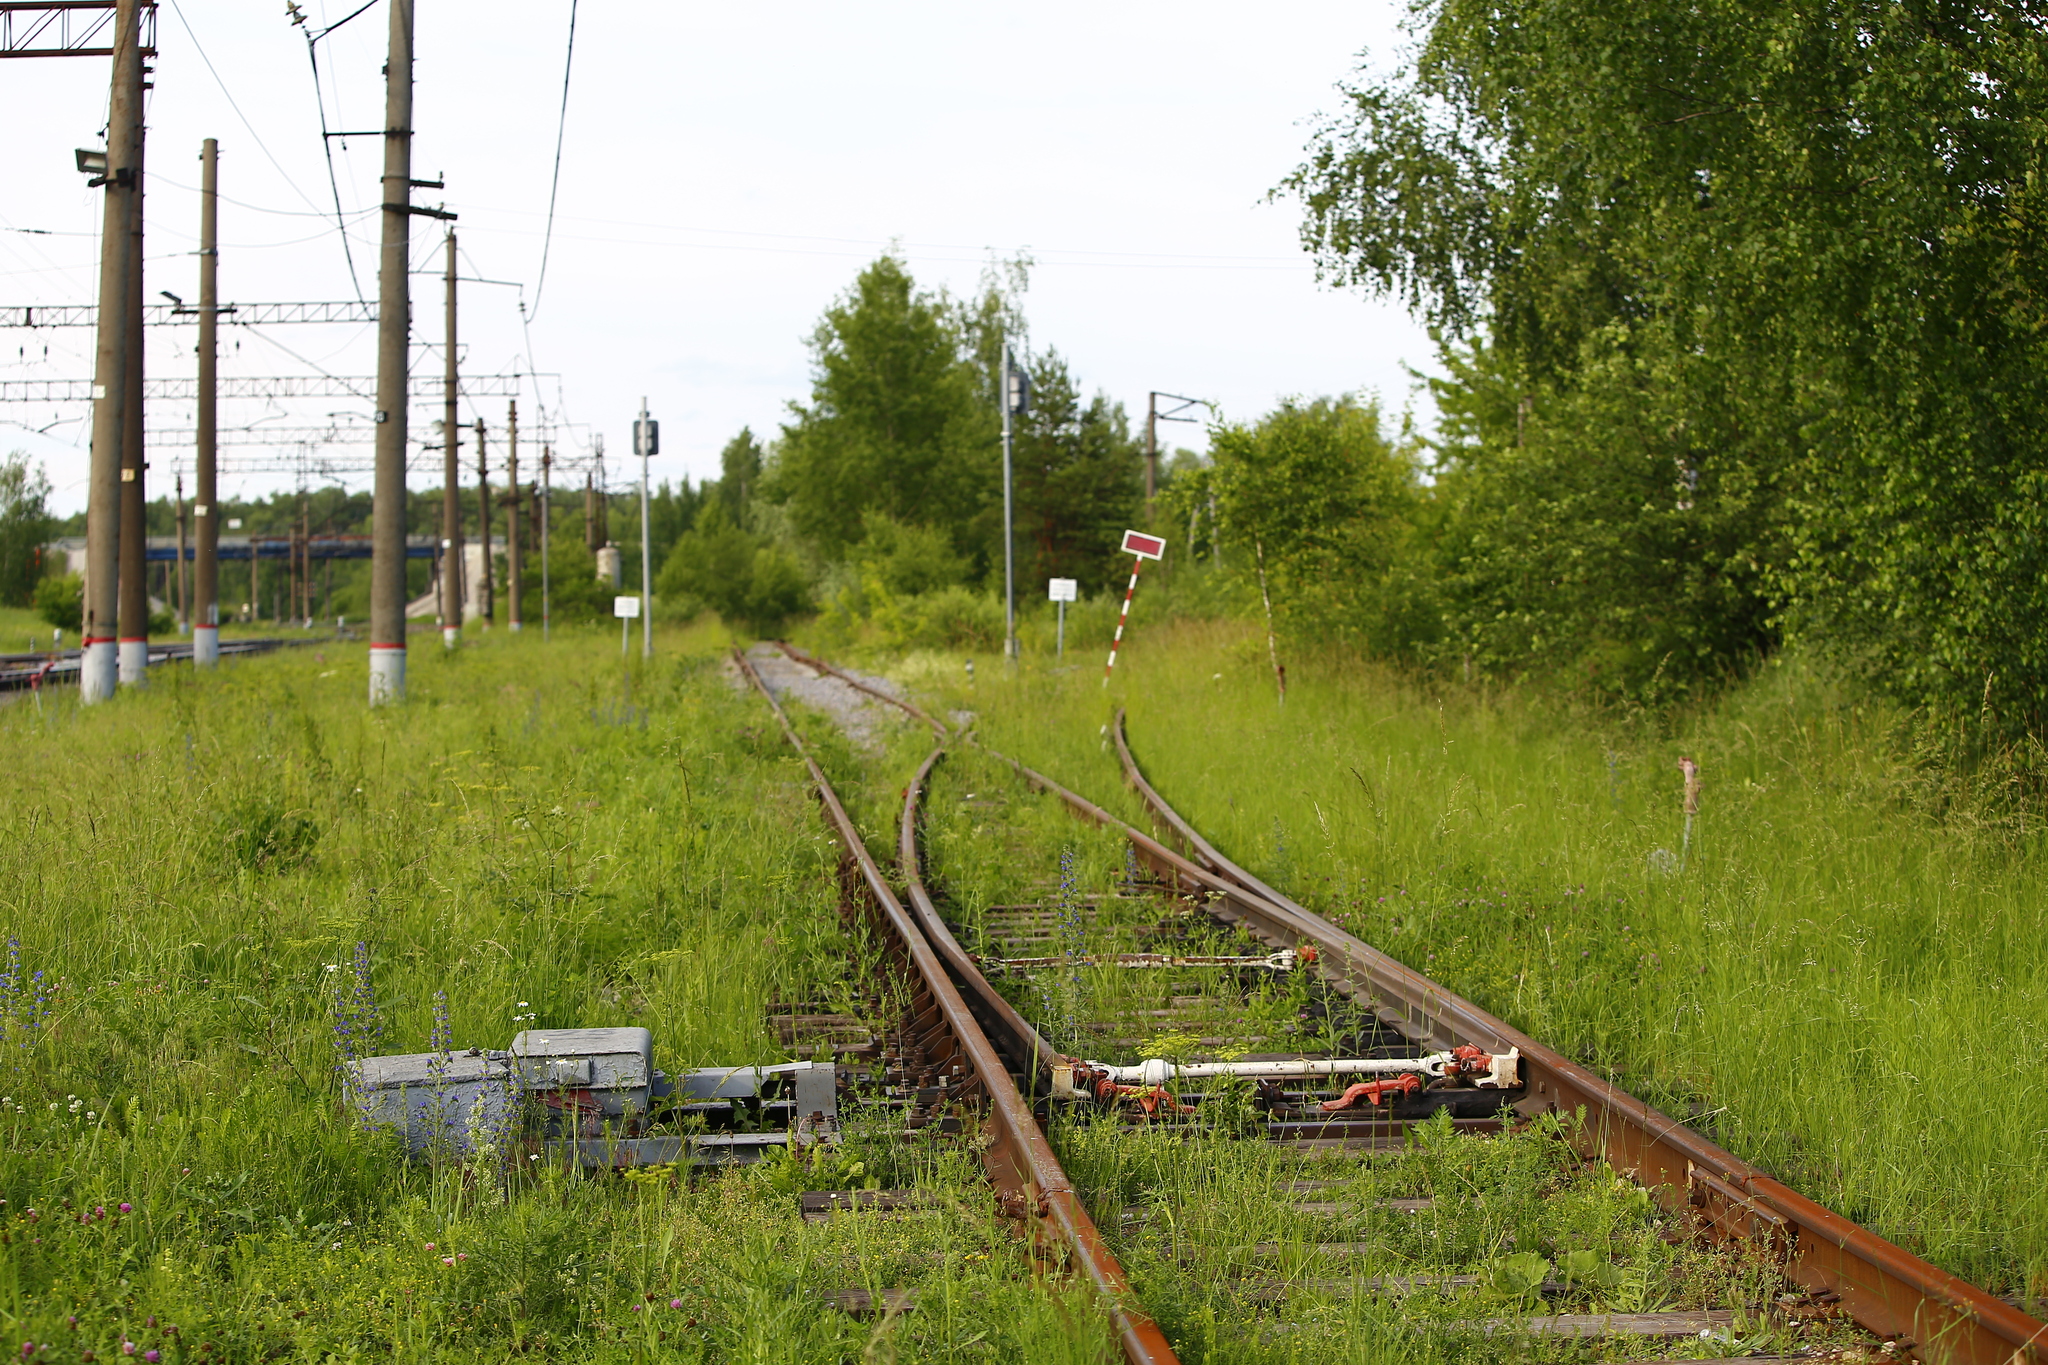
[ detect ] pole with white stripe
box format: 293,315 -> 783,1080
1103,530 -> 1164,685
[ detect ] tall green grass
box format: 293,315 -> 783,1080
900,692 -> 1851,1361
0,626 -> 1114,1361
855,619 -> 2048,1298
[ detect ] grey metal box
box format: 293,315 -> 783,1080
510,1027 -> 653,1118
350,1050 -> 514,1156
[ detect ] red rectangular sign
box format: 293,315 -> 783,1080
1121,530 -> 1165,561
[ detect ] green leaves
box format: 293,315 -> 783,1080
1559,1247 -> 1622,1291
1485,1250 -> 1551,1304
656,501 -> 810,635
0,452 -> 52,610
1008,351 -> 1143,596
1282,0 -> 2048,719
1209,396 -> 1437,657
771,255 -> 997,565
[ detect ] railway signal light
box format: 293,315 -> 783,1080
1005,368 -> 1030,415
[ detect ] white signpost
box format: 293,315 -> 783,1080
1048,577 -> 1078,659
1104,531 -> 1164,684
614,594 -> 641,658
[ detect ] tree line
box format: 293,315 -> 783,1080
1267,0 -> 2048,725
17,0 -> 2039,730
654,254 -> 1146,640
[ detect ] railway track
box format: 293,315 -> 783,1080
751,640 -> 2048,1365
0,635 -> 320,692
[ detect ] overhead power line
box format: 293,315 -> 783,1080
164,0 -> 325,215
145,425 -> 379,447
527,0 -> 577,322
288,2 -> 367,302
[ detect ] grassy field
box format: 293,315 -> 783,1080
831,619 -> 2048,1301
14,611 -> 2042,1360
907,732 -> 1867,1362
0,625 -> 1114,1363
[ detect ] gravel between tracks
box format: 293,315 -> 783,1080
744,643 -> 910,751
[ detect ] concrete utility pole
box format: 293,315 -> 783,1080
635,397 -> 653,659
594,435 -> 608,548
116,110 -> 146,687
367,0 -> 416,705
440,228 -> 461,648
80,0 -> 145,702
505,400 -> 522,631
540,444 -> 552,641
174,470 -> 187,631
474,417 -> 492,626
193,137 -> 220,666
1145,393 -> 1157,517
172,472 -> 186,634
1143,391 -> 1206,523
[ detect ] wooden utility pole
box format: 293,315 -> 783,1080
475,417 -> 493,626
505,399 -> 522,632
173,470 -> 187,631
193,136 -> 220,665
367,0 -> 415,704
439,228 -> 461,648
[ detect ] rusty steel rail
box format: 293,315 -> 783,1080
900,746 -> 1064,1087
1093,709 -> 2045,1365
770,640 -> 2048,1365
767,645 -> 1062,1082
735,649 -> 1178,1365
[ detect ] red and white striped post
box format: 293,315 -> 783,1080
1104,530 -> 1165,684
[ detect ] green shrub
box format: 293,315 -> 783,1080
32,572 -> 80,632
656,502 -> 811,634
904,586 -> 1004,650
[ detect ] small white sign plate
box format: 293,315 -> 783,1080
1048,578 -> 1078,603
613,595 -> 642,619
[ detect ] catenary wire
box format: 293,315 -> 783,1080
300,23 -> 368,303
527,0 -> 578,323
166,0 -> 328,217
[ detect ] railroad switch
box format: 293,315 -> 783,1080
351,1025 -> 841,1171
1320,1072 -> 1423,1112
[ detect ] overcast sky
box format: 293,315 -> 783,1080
1,2 -> 1430,517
